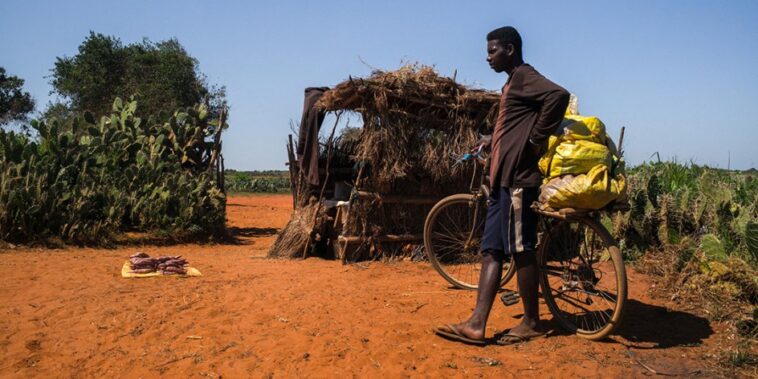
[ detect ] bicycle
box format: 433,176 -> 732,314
423,142 -> 628,340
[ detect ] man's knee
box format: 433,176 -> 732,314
513,250 -> 537,268
481,249 -> 504,264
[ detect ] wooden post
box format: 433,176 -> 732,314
617,126 -> 626,157
219,153 -> 225,194
304,111 -> 342,259
208,106 -> 226,175
286,134 -> 297,209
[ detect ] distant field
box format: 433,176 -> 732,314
224,170 -> 290,193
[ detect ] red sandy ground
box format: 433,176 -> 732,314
0,194 -> 730,378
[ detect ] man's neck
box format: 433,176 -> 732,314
505,59 -> 525,76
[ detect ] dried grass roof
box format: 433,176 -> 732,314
318,65 -> 498,122
314,65 -> 501,193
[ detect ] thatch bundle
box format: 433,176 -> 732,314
318,65 -> 499,192
269,65 -> 500,261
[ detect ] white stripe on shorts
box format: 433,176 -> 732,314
511,188 -> 524,252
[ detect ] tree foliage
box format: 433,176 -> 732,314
49,32 -> 225,120
0,67 -> 35,126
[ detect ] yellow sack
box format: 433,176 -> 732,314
562,115 -> 607,143
539,115 -> 622,179
539,139 -> 612,178
539,164 -> 626,210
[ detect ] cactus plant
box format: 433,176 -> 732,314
746,220 -> 758,261
0,98 -> 226,244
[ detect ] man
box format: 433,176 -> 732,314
435,26 -> 569,345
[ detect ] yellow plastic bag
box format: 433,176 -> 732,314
539,164 -> 626,210
562,115 -> 607,143
539,139 -> 612,178
539,115 -> 614,179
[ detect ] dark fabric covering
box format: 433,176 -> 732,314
297,87 -> 330,186
490,64 -> 570,188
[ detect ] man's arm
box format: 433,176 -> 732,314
516,69 -> 570,146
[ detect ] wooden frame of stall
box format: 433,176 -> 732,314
285,132 -> 443,263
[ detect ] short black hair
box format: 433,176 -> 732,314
487,26 -> 522,56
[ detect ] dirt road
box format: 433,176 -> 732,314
0,195 -> 723,377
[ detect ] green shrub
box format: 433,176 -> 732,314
621,162 -> 758,266
0,98 -> 225,244
224,170 -> 290,193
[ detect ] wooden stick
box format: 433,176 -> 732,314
353,191 -> 442,204
617,126 -> 626,157
287,134 -> 297,209
304,111 -> 342,258
208,106 -> 227,174
338,234 -> 422,243
219,153 -> 225,194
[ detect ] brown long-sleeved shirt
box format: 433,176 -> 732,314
490,64 -> 570,188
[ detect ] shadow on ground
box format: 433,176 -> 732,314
536,299 -> 713,349
221,227 -> 279,245
612,299 -> 713,348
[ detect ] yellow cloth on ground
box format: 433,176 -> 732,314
539,165 -> 626,210
121,261 -> 202,278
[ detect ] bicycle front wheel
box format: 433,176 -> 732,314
538,216 -> 627,340
423,193 -> 515,290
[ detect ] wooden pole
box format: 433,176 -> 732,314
286,134 -> 297,209
353,191 -> 442,205
208,106 -> 227,174
303,111 -> 342,259
338,234 -> 422,243
617,126 -> 626,157
219,153 -> 225,194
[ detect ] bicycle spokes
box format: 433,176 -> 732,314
541,219 -> 622,335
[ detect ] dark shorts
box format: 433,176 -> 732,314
480,187 -> 539,258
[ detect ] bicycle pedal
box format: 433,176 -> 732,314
500,290 -> 520,306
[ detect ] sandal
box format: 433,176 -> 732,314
433,324 -> 486,346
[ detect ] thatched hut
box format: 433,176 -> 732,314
269,65 -> 500,262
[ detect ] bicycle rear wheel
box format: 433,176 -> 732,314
424,193 -> 515,290
537,216 -> 627,340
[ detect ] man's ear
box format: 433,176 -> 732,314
505,43 -> 515,57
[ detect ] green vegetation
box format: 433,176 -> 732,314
619,162 -> 757,265
0,98 -> 225,244
615,162 -> 757,345
224,170 -> 290,193
47,32 -> 226,122
0,67 -> 35,126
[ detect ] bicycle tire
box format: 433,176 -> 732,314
537,216 -> 627,340
424,193 -> 516,290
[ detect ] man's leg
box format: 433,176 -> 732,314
437,187 -> 507,341
508,251 -> 542,336
447,251 -> 503,340
501,187 -> 544,339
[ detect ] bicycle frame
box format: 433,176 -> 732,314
462,152 -> 490,249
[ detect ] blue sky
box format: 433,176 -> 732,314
2,0 -> 757,170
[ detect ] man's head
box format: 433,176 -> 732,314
486,26 -> 523,74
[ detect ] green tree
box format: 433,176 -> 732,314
49,31 -> 225,120
0,67 -> 35,126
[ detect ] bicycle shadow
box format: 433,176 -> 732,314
611,299 -> 713,348
542,299 -> 713,348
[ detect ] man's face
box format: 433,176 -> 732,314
487,39 -> 512,73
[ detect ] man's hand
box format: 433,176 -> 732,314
474,134 -> 492,151
527,138 -> 546,157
